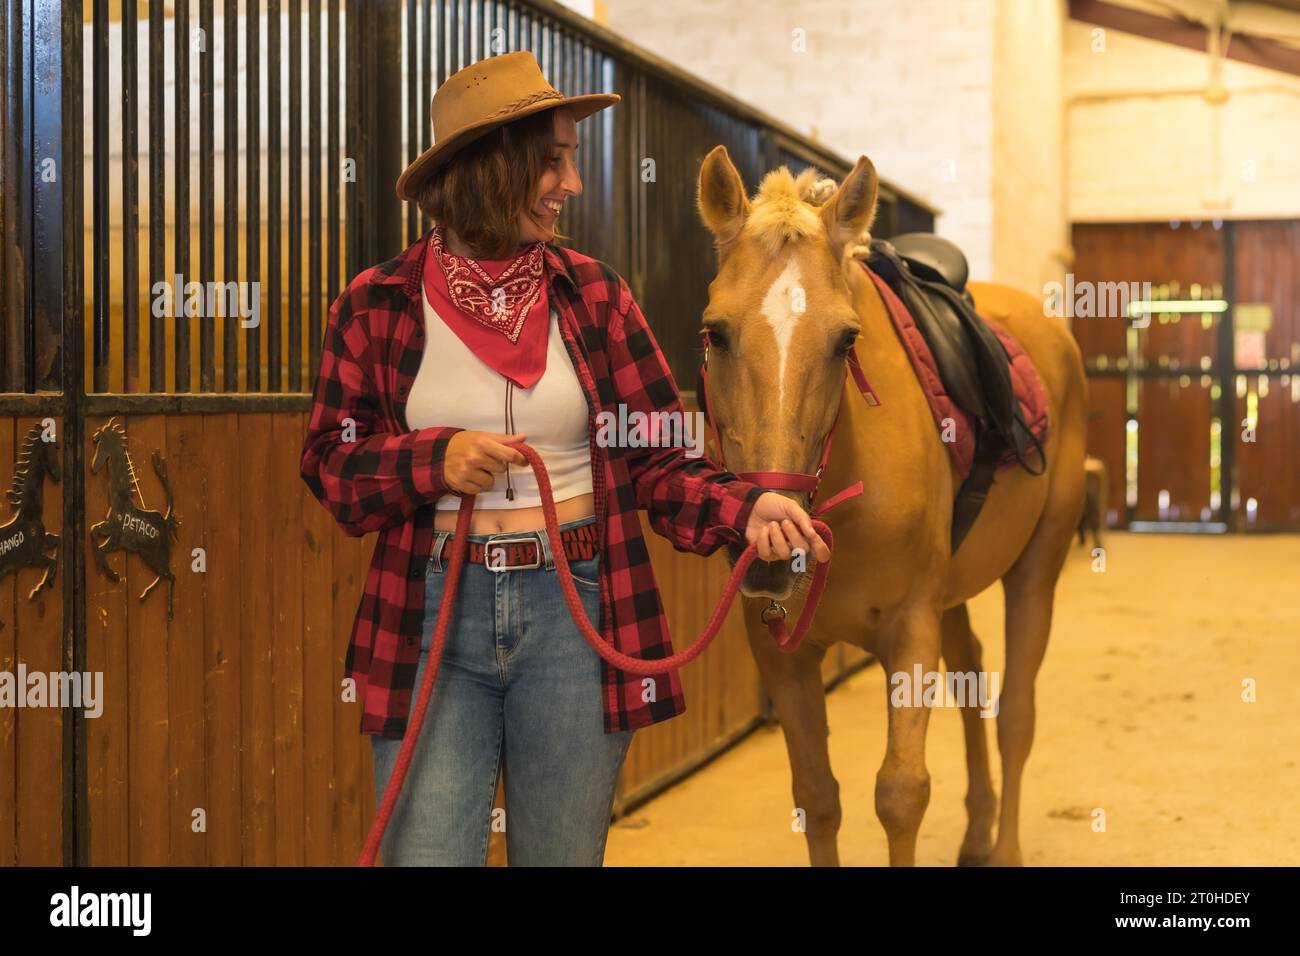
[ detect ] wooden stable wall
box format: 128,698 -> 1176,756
79,411 -> 371,866
2,408 -> 867,866
0,417 -> 66,867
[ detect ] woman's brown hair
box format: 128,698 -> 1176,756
414,106 -> 569,258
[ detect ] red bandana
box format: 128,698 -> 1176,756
423,225 -> 550,389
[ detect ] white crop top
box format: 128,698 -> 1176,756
405,287 -> 594,509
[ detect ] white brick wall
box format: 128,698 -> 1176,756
602,0 -> 1004,282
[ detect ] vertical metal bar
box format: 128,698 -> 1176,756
344,0 -> 359,285
448,0 -> 459,72
464,0 -> 473,70
1,0 -> 30,391
93,0 -> 108,392
582,40 -> 594,248
62,0 -> 88,869
0,2 -> 6,386
561,29 -> 571,101
268,0 -> 281,390
422,0 -> 432,143
247,0 -> 261,391
123,0 -> 139,391
34,0 -> 66,393
0,1 -> 6,385
176,0 -> 192,392
420,0 -> 432,235
537,12 -> 546,76
200,0 -> 215,391
308,0 -> 321,379
405,0 -> 416,243
327,0 -> 340,311
289,0 -> 301,390
435,0 -> 446,87
478,0 -> 488,59
149,0 -> 165,390
223,0 -> 238,390
375,1 -> 403,259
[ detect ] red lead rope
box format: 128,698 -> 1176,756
356,440 -> 849,866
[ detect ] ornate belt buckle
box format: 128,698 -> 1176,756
483,534 -> 542,571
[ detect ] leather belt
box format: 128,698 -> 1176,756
460,524 -> 599,571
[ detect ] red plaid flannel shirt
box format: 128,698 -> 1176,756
300,229 -> 765,738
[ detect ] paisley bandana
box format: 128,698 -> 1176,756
429,225 -> 545,339
423,225 -> 550,389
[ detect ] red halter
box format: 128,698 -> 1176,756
697,329 -> 881,517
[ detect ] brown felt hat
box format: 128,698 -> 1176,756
395,51 -> 620,201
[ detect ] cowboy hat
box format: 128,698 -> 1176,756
395,51 -> 620,201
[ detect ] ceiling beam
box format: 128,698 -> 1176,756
1069,0 -> 1300,78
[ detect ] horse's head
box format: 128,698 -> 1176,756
40,429 -> 61,484
697,145 -> 878,599
90,418 -> 126,476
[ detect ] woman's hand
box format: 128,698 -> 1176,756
443,431 -> 526,495
744,492 -> 831,563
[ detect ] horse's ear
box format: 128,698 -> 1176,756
819,155 -> 878,257
697,145 -> 750,252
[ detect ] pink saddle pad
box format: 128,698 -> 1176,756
862,263 -> 1051,479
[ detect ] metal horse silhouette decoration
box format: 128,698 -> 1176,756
0,424 -> 62,630
89,418 -> 180,619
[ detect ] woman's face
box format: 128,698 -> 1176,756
517,107 -> 582,245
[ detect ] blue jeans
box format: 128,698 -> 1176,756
370,515 -> 634,866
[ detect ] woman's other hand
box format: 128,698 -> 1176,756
443,431 -> 527,495
744,491 -> 831,563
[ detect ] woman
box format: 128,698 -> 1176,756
300,51 -> 829,866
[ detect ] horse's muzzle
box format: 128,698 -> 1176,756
725,537 -> 798,600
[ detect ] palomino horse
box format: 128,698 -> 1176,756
696,146 -> 1087,866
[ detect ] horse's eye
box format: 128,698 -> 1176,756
835,332 -> 857,357
704,327 -> 730,352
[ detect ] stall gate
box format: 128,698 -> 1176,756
1073,220 -> 1300,533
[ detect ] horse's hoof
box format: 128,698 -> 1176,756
957,850 -> 991,867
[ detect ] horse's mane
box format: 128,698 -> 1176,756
745,166 -> 872,258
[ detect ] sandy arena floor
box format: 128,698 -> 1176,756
605,531 -> 1300,866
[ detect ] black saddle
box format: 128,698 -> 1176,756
867,234 -> 1045,552
892,232 -> 969,293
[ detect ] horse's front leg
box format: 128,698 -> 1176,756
90,528 -> 121,582
29,532 -> 61,596
875,601 -> 942,866
747,619 -> 841,866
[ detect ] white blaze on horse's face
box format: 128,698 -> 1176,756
759,255 -> 805,418
697,145 -> 879,597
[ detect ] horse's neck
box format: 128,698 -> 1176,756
846,260 -> 911,383
106,451 -> 137,507
842,258 -> 943,440
10,455 -> 41,517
